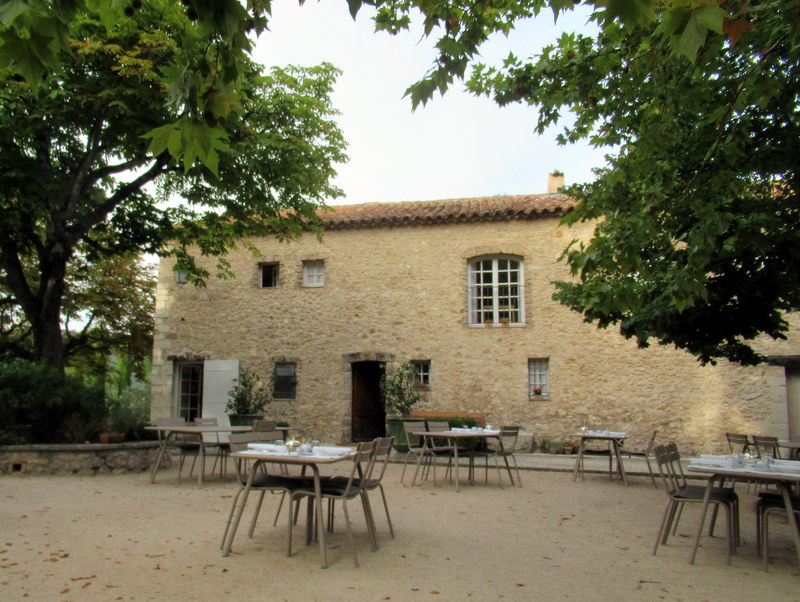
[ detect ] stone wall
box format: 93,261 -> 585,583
150,213 -> 800,454
0,442 -> 166,475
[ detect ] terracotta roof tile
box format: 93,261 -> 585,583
317,193 -> 575,230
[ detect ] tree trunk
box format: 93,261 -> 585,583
32,308 -> 66,372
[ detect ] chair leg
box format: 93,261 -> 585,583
272,491 -> 287,527
377,484 -> 395,538
644,456 -> 657,488
653,500 -> 676,555
247,490 -> 267,538
341,499 -> 359,568
221,488 -> 244,549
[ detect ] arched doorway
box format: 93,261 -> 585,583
351,361 -> 386,441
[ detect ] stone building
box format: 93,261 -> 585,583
150,177 -> 800,453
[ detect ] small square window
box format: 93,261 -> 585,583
303,260 -> 325,287
528,358 -> 549,397
273,362 -> 296,399
260,264 -> 279,288
412,360 -> 431,389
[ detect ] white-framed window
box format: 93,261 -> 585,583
302,260 -> 325,287
260,263 -> 279,288
468,255 -> 524,325
528,358 -> 549,397
412,360 -> 431,389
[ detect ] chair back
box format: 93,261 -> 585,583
253,419 -> 277,432
364,437 -> 394,485
227,432 -> 261,481
403,421 -> 426,448
253,430 -> 284,442
499,426 -> 520,452
726,432 -> 750,453
194,416 -> 219,442
653,443 -> 682,495
426,421 -> 450,432
154,417 -> 187,441
338,440 -> 377,496
752,435 -> 781,459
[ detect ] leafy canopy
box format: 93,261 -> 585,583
0,1 -> 346,370
5,1 -> 797,365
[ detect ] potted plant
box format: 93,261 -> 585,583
380,361 -> 423,452
226,368 -> 270,426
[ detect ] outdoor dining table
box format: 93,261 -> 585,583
410,429 -> 505,492
571,430 -> 629,485
145,424 -> 254,486
688,456 -> 800,566
221,444 -> 355,568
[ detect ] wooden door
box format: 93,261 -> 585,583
351,361 -> 386,442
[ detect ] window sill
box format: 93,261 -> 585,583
468,323 -> 526,328
529,395 -> 549,401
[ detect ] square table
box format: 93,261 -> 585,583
410,429 -> 506,492
145,424 -> 254,486
572,430 -> 629,485
221,445 -> 355,568
688,457 -> 800,566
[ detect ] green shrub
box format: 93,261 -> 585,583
0,360 -> 106,444
444,416 -> 481,450
106,385 -> 151,440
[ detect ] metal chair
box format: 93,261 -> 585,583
652,443 -> 739,563
484,426 -> 522,486
220,432 -> 308,550
288,440 -> 377,567
753,435 -> 782,459
726,432 -> 751,454
620,430 -> 658,487
253,419 -> 277,432
400,421 -> 452,484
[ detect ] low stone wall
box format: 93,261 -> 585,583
0,441 -> 168,476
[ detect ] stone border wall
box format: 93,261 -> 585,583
0,442 -> 168,475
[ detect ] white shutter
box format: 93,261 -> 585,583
202,360 -> 239,437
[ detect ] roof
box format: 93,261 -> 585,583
316,193 -> 576,230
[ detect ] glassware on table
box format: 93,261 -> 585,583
743,451 -> 760,466
285,439 -> 300,454
311,439 -> 320,450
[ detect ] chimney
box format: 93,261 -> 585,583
548,171 -> 564,193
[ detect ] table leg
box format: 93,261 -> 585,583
612,440 -> 628,486
689,476 -> 715,564
198,440 -> 206,487
572,438 -> 586,481
222,463 -> 257,556
311,465 -> 328,569
779,482 -> 800,565
149,432 -> 171,484
453,443 -> 461,493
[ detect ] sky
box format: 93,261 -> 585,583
252,2 -> 607,206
